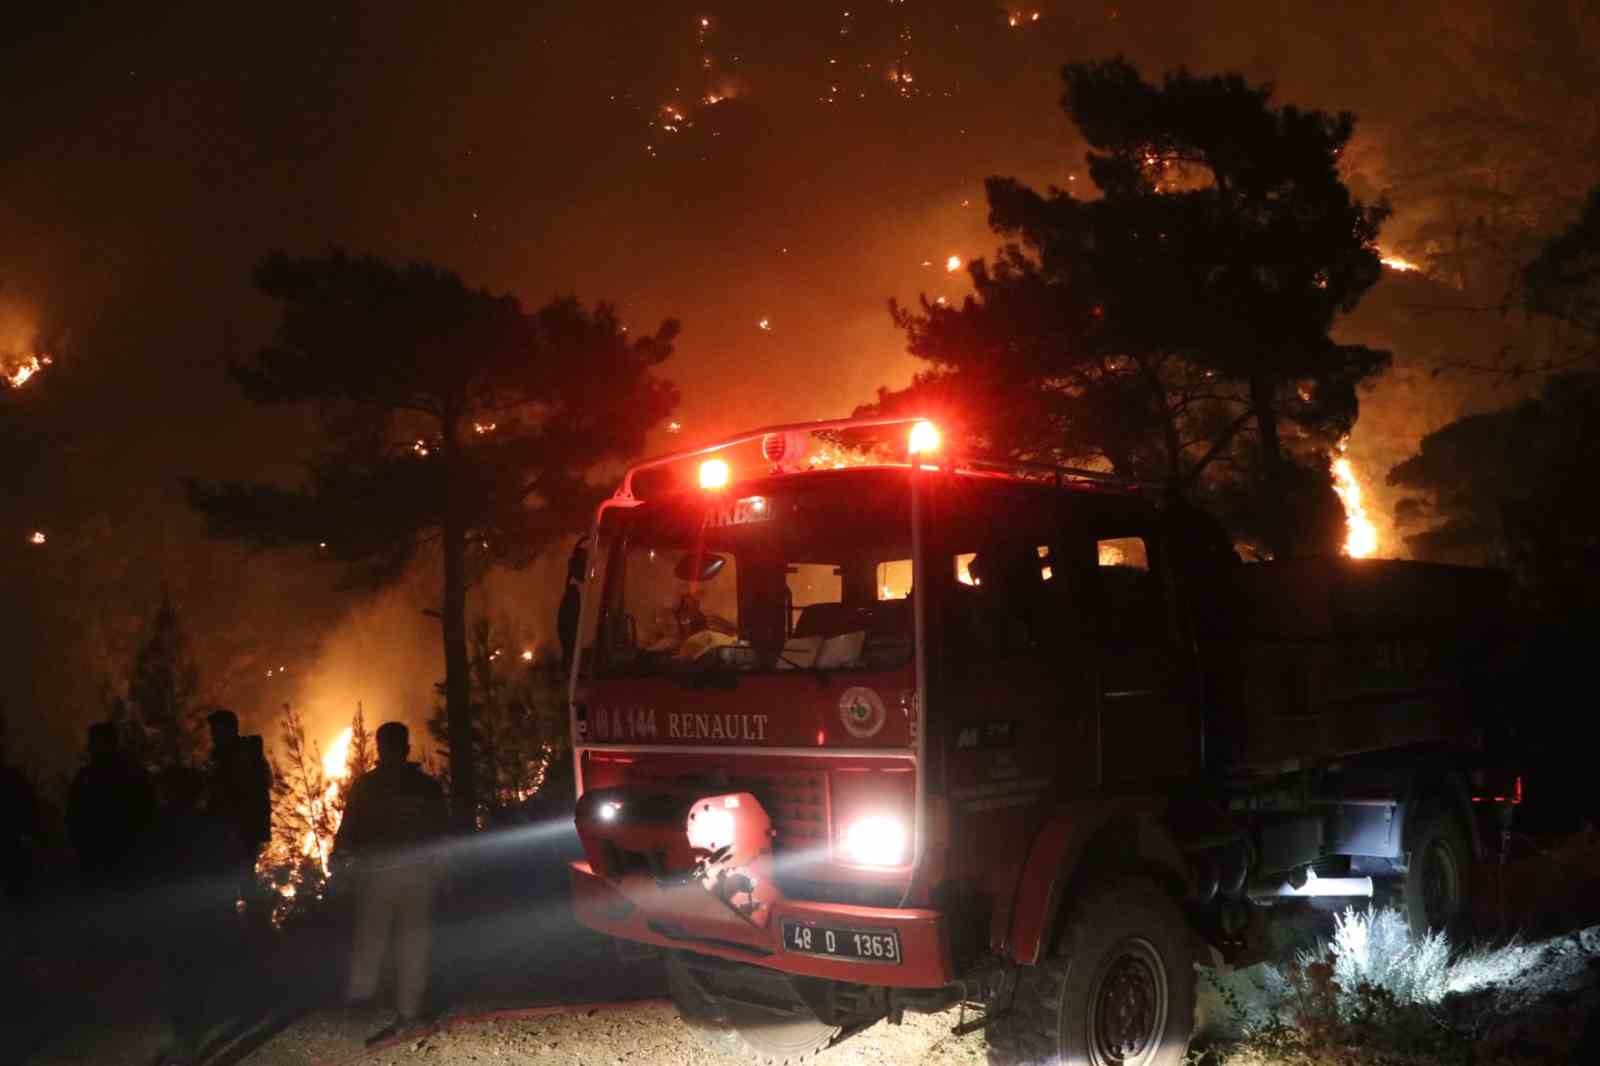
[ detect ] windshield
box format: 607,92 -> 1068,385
591,476 -> 914,679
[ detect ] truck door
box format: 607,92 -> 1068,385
927,483 -> 1098,893
1083,530 -> 1198,785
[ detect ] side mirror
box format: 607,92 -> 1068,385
675,552 -> 728,583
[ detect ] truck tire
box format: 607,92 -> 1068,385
987,877 -> 1195,1066
1402,805 -> 1472,938
665,951 -> 841,1065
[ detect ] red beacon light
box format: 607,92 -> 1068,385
907,420 -> 942,457
699,458 -> 731,490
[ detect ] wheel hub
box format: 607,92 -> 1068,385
1421,839 -> 1460,928
1088,938 -> 1167,1064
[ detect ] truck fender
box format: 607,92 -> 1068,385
999,797 -> 1190,966
1396,766 -> 1481,864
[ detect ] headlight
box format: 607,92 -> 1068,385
840,815 -> 908,867
597,800 -> 623,822
687,804 -> 736,852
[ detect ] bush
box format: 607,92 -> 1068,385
1209,906 -> 1600,1065
1323,907 -> 1452,1010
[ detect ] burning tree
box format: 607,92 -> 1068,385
870,58 -> 1390,558
186,251 -> 679,828
259,701 -> 376,924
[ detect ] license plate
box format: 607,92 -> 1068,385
781,921 -> 901,964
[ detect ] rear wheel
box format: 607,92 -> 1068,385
1402,805 -> 1473,938
988,877 -> 1195,1066
666,951 -> 842,1065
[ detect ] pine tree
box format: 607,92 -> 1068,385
125,591 -> 203,771
261,701 -> 338,924
345,701 -> 374,784
187,251 -> 678,826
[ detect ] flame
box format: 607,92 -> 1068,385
4,353 -> 52,389
322,726 -> 354,784
296,726 -> 355,869
27,530 -> 45,545
1331,448 -> 1378,558
1379,252 -> 1421,273
945,255 -> 962,272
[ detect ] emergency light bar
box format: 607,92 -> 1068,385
907,420 -> 941,456
698,458 -> 731,490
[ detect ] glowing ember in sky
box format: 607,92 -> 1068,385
473,421 -> 496,435
666,420 -> 683,434
520,649 -> 534,661
757,317 -> 772,331
27,530 -> 46,545
945,255 -> 962,272
1332,447 -> 1378,558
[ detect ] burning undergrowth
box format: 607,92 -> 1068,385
1205,907 -> 1600,1065
256,701 -> 374,926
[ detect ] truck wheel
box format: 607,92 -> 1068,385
665,951 -> 841,1065
988,877 -> 1195,1066
1402,805 -> 1472,938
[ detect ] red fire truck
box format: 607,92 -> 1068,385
567,416 -> 1516,1065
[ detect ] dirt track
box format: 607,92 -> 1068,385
242,1001 -> 986,1066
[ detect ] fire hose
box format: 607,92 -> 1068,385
311,997 -> 672,1066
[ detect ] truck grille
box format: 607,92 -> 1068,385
745,772 -> 829,850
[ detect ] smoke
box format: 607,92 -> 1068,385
282,548 -> 572,760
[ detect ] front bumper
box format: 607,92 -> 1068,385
569,859 -> 954,988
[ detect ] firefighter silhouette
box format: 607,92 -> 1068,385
66,722 -> 154,889
333,721 -> 449,1043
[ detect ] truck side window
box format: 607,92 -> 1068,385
1096,536 -> 1161,643
945,542 -> 1052,661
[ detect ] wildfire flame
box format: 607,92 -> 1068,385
4,353 -> 52,389
1379,252 -> 1421,273
322,726 -> 353,784
1332,447 -> 1378,558
297,726 -> 354,869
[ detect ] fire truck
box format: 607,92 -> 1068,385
566,416 -> 1517,1066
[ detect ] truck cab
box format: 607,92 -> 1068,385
567,417 -> 1515,1066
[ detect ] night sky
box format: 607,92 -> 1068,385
3,1 -> 1596,770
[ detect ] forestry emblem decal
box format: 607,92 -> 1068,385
838,687 -> 887,739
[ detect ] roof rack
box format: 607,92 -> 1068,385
611,414 -> 1170,501
955,456 -> 1168,492
611,414 -> 928,501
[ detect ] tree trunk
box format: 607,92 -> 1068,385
441,419 -> 477,831
1249,372 -> 1290,557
